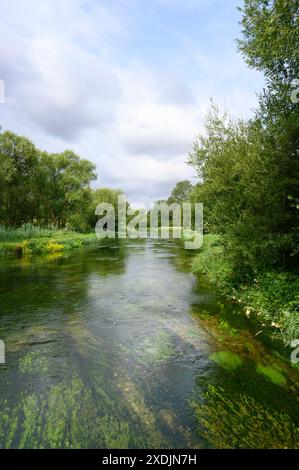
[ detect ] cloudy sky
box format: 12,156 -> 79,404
0,0 -> 264,207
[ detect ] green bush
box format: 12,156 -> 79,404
193,235 -> 299,343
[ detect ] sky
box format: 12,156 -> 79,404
0,0 -> 264,207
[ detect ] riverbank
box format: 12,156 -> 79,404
0,225 -> 97,257
192,234 -> 299,346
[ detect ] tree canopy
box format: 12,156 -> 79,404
188,0 -> 299,280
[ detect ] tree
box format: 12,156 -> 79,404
88,188 -> 125,231
46,150 -> 96,229
168,180 -> 193,204
238,0 -> 299,265
238,0 -> 299,95
188,0 -> 299,278
0,131 -> 38,226
0,131 -> 97,230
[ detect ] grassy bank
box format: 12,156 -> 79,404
192,234 -> 299,345
0,224 -> 97,257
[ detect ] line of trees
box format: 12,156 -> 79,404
188,0 -> 299,281
0,130 -> 124,232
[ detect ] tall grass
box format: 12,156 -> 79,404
0,224 -> 63,242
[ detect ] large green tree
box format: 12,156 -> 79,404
189,0 -> 299,279
0,131 -> 97,230
0,131 -> 38,226
238,0 -> 299,264
168,180 -> 193,204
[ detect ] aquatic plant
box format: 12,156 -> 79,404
256,363 -> 287,387
139,331 -> 175,365
0,376 -> 131,449
19,351 -> 48,374
191,385 -> 299,448
209,351 -> 242,371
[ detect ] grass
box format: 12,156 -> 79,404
192,234 -> 299,345
0,224 -> 60,242
0,224 -> 97,257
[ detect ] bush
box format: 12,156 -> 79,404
193,235 -> 299,344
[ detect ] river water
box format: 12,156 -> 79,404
0,239 -> 298,448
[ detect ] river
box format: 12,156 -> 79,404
0,239 -> 298,448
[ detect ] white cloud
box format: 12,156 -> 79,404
0,0 -> 262,204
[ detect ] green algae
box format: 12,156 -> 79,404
209,351 -> 242,371
19,351 -> 48,374
219,319 -> 239,337
0,376 -> 131,449
256,363 -> 287,386
139,331 -> 175,364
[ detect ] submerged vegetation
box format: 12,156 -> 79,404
0,376 -> 131,449
0,227 -> 298,449
191,385 -> 299,449
209,351 -> 242,372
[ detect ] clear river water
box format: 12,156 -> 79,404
0,239 -> 298,448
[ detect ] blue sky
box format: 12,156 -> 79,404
0,0 -> 264,206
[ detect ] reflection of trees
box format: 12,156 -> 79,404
87,240 -> 130,276
0,239 -> 129,314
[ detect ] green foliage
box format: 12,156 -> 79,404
191,385 -> 299,448
19,351 -> 48,374
236,272 -> 299,343
0,224 -> 61,242
189,104 -> 298,276
238,0 -> 299,92
0,131 -> 97,231
189,2 -> 299,342
0,228 -> 96,257
87,187 -> 125,231
238,0 -> 299,264
167,180 -> 193,204
193,236 -> 299,342
192,234 -> 233,287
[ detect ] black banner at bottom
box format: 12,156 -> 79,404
0,449 -> 297,467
